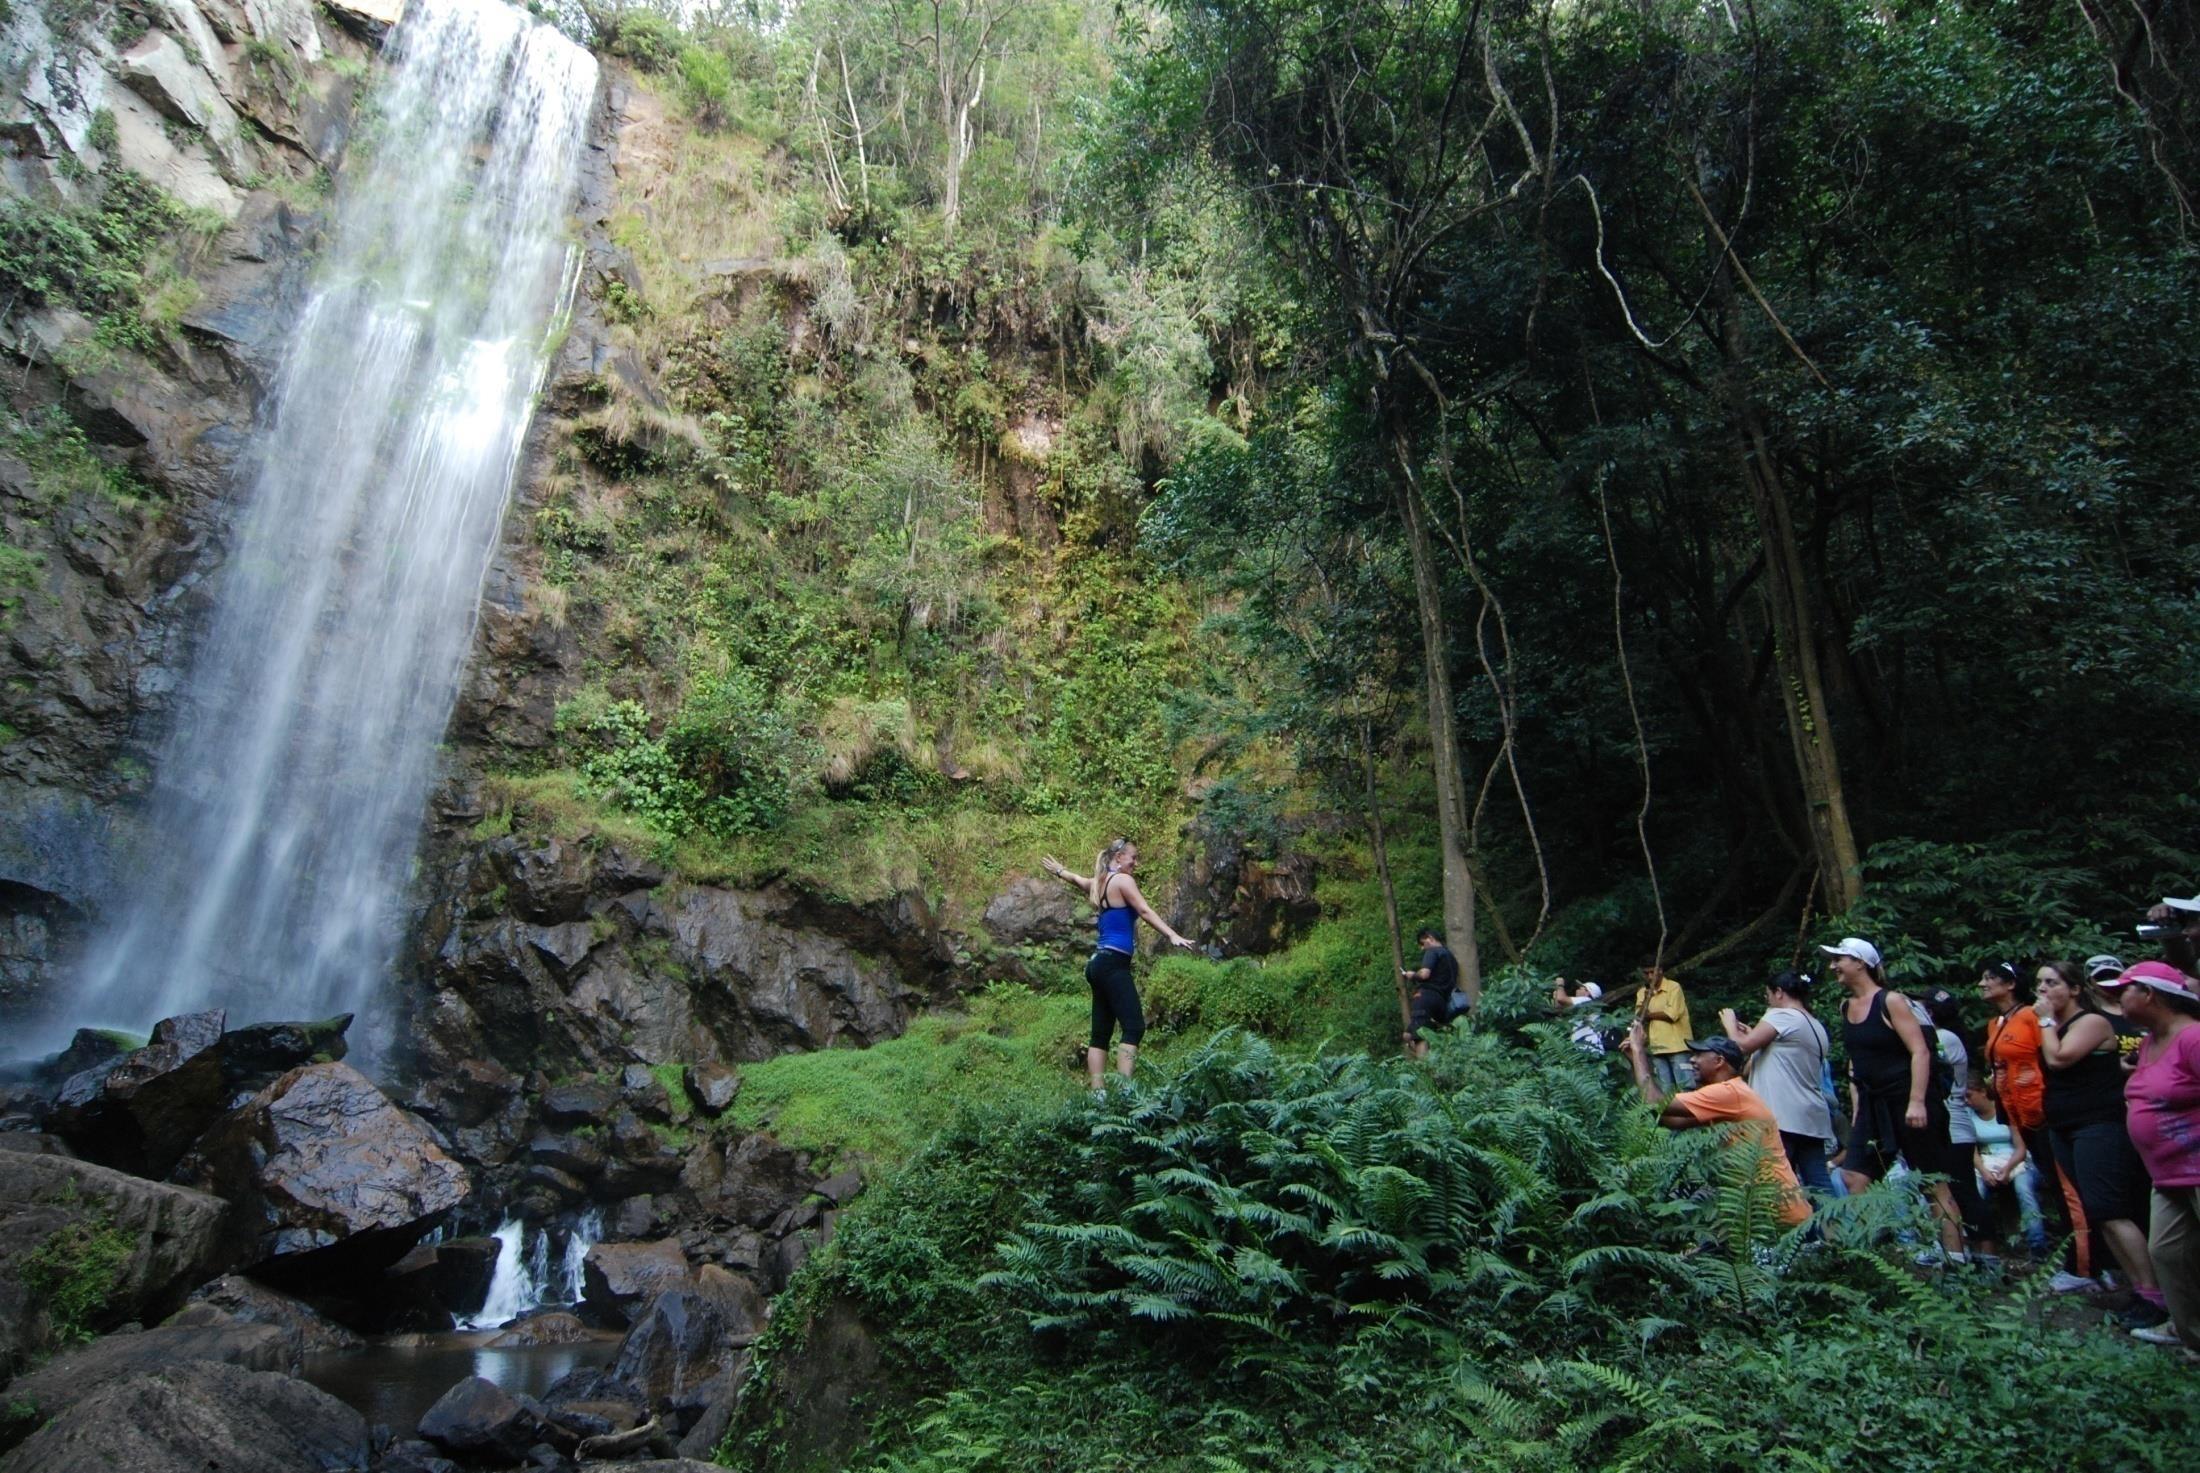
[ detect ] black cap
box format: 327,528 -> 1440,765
1684,1037 -> 1747,1072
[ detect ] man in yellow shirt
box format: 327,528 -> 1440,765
1635,964 -> 1695,1091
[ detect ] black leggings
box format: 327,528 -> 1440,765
1087,949 -> 1144,1049
1848,1095 -> 1996,1243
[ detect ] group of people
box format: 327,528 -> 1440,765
1569,919 -> 2200,1353
1044,835 -> 2200,1354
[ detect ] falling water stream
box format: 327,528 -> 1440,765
49,0 -> 598,1056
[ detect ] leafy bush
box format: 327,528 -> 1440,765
561,667 -> 804,840
730,1025 -> 2200,1472
602,9 -> 682,71
678,43 -> 735,129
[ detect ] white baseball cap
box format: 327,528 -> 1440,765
1818,937 -> 1883,970
2161,894 -> 2200,914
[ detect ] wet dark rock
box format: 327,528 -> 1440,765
3,1319 -> 301,1430
0,1133 -> 69,1156
581,1462 -> 718,1473
601,1110 -> 683,1197
541,1367 -> 644,1413
47,1010 -> 227,1176
619,1064 -> 674,1122
814,1168 -> 864,1206
672,1366 -> 744,1461
178,1274 -> 364,1353
174,1062 -> 467,1281
0,1152 -> 230,1380
32,1029 -> 133,1088
416,1376 -> 546,1462
682,1063 -> 736,1117
540,1082 -> 615,1126
691,1265 -> 764,1341
371,1440 -> 459,1473
530,1132 -> 608,1181
580,1240 -> 690,1328
219,1014 -> 352,1094
686,1133 -> 810,1230
0,1359 -> 367,1473
517,1163 -> 590,1216
485,1311 -> 593,1348
609,1196 -> 657,1239
608,1289 -> 732,1413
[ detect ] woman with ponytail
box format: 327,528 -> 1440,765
1042,839 -> 1195,1089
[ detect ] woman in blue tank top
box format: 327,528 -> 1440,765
1043,838 -> 1195,1089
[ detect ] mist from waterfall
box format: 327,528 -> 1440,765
49,0 -> 598,1057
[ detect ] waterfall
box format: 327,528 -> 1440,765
555,1207 -> 602,1305
51,0 -> 598,1056
460,1209 -> 601,1329
464,1217 -> 534,1330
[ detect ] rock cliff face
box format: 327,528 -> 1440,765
0,0 -> 370,1023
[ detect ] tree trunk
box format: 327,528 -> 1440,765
1391,424 -> 1483,1001
1360,720 -> 1412,1038
1720,339 -> 1862,913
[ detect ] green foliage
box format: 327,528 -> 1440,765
4,408 -> 152,507
19,1212 -> 134,1345
730,983 -> 1090,1169
731,1022 -> 2200,1472
0,169 -> 192,352
560,670 -> 802,842
602,9 -> 682,71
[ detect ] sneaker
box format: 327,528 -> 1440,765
2048,1271 -> 2102,1294
2131,1323 -> 2184,1347
2116,1300 -> 2170,1331
1913,1248 -> 1969,1268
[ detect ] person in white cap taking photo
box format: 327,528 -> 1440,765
1825,936 -> 1991,1262
2100,960 -> 2200,1348
2145,893 -> 2200,976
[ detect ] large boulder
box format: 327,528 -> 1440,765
416,1376 -> 548,1462
173,1062 -> 468,1281
0,1152 -> 230,1380
683,1062 -> 737,1117
46,1011 -> 227,1176
0,1360 -> 367,1473
177,1275 -> 363,1353
981,874 -> 1081,947
608,1288 -> 734,1413
219,1014 -> 352,1095
580,1239 -> 689,1328
1,1320 -> 300,1433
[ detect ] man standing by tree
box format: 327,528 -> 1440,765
1636,964 -> 1695,1092
1401,926 -> 1459,1059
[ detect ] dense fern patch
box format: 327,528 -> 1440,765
728,1026 -> 2200,1471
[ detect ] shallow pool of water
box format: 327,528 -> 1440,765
305,1331 -> 616,1432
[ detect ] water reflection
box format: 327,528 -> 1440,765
305,1331 -> 614,1432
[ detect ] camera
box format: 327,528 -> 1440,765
2137,923 -> 2178,940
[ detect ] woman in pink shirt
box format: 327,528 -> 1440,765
2105,961 -> 2200,1349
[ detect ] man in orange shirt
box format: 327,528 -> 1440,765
1620,1023 -> 1813,1228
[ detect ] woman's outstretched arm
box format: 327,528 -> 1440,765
1039,855 -> 1100,906
1115,874 -> 1195,949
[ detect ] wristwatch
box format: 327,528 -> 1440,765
2040,1018 -> 2058,1029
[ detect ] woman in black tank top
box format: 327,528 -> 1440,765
2037,959 -> 2163,1319
1826,939 -> 1992,1261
